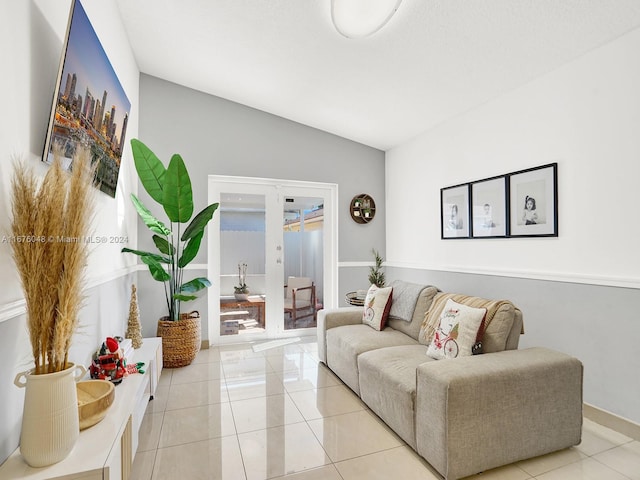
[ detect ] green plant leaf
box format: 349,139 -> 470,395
181,203 -> 219,241
163,154 -> 193,223
180,277 -> 211,293
131,194 -> 171,236
173,294 -> 197,301
131,139 -> 166,204
178,231 -> 203,268
152,235 -> 173,256
121,247 -> 169,264
141,255 -> 171,282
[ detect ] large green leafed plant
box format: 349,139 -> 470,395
122,139 -> 219,321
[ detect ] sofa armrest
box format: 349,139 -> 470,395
415,347 -> 583,480
316,307 -> 362,363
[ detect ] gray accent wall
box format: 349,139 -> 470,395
136,75 -> 385,335
386,266 -> 640,425
338,265 -> 372,305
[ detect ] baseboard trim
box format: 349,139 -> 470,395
584,403 -> 640,440
201,340 -> 210,350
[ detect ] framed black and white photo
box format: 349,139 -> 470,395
508,163 -> 558,237
471,176 -> 508,238
441,184 -> 470,239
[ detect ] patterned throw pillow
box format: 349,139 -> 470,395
362,285 -> 393,331
426,299 -> 486,359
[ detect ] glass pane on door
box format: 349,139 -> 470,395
219,193 -> 267,337
283,196 -> 323,330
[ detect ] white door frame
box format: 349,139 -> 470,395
208,175 -> 338,344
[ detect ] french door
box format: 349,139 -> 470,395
207,176 -> 338,344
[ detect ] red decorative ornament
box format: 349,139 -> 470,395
105,337 -> 119,353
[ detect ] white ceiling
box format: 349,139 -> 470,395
115,0 -> 640,151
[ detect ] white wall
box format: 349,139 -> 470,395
387,27 -> 640,286
386,27 -> 640,423
0,0 -> 139,463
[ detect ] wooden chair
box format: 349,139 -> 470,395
284,276 -> 317,327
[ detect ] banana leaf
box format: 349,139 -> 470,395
180,277 -> 211,293
163,154 -> 193,223
178,231 -> 203,268
131,194 -> 171,236
131,138 -> 166,204
182,203 -> 219,241
141,255 -> 171,282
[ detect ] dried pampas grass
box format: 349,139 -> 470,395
10,147 -> 96,374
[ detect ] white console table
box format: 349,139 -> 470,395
0,337 -> 162,480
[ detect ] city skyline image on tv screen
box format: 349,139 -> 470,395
43,0 -> 130,198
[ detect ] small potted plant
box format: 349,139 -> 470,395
234,262 -> 249,300
368,249 -> 386,287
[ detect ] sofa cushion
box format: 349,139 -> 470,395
362,284 -> 393,331
505,310 -> 524,351
326,324 -> 418,394
387,285 -> 438,341
358,345 -> 434,449
484,302 -> 520,352
420,293 -> 520,353
426,299 -> 486,359
414,348 -> 583,480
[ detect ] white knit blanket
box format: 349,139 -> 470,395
388,280 -> 427,322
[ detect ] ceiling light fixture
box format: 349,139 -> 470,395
331,0 -> 403,38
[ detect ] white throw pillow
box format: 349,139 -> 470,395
426,299 -> 486,359
362,285 -> 393,331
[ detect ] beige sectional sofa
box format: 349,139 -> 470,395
317,281 -> 583,480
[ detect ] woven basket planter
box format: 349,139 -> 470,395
156,311 -> 201,368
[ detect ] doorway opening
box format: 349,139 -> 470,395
208,176 -> 338,343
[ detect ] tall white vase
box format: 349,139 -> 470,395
14,362 -> 86,467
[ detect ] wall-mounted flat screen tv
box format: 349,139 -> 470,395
43,0 -> 130,198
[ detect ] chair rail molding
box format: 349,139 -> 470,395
338,261 -> 375,268
0,265 -> 139,324
386,261 -> 640,290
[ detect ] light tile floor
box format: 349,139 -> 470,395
132,338 -> 640,480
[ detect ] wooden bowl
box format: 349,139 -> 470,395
77,380 -> 115,430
